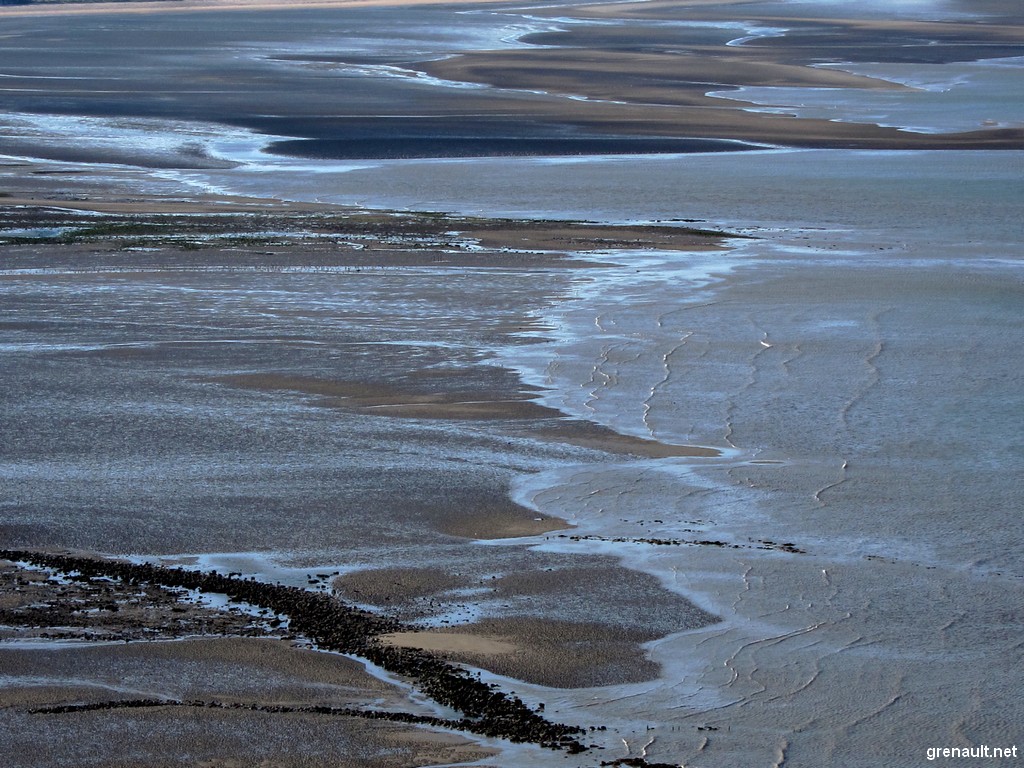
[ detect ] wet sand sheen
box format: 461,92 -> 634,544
0,195 -> 727,766
0,550 -> 590,758
217,373 -> 721,457
1,0 -> 1021,172
0,0 -> 1021,766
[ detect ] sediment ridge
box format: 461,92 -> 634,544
0,549 -> 591,753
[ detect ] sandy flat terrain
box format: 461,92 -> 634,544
0,191 -> 724,764
418,6 -> 1024,149
2,1 -> 1021,765
0,0 -> 506,17
2,0 -> 1020,161
0,558 -> 493,767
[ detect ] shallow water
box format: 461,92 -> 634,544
189,50 -> 1022,766
710,58 -> 1024,134
1,1 -> 1023,765
481,143 -> 1024,765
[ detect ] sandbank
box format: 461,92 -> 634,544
0,635 -> 495,768
380,619 -> 661,688
216,373 -> 719,460
0,0 -> 505,18
341,561 -> 719,688
3,0 -> 1020,160
0,556 -> 500,766
419,49 -> 1024,149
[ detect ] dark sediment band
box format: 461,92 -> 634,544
31,697 -> 470,730
264,136 -> 758,160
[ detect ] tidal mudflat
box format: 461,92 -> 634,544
1,0 -> 1022,766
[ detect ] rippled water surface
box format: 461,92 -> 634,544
1,1 -> 1022,765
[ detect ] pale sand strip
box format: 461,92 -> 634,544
0,196 -> 341,215
419,51 -> 1024,148
340,561 -> 719,688
381,631 -> 520,656
571,0 -> 1024,28
423,49 -> 912,105
0,0 -> 504,17
217,374 -> 721,458
376,619 -> 664,688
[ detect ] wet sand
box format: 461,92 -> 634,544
0,190 -> 723,766
0,549 -> 595,758
0,0 -> 509,16
217,372 -> 720,458
7,529 -> 803,765
0,556 -> 494,767
5,699 -> 495,768
0,0 -> 1020,169
418,2 -> 1024,149
1,1 -> 1022,765
381,619 -> 662,689
0,208 -> 718,556
345,560 -> 717,687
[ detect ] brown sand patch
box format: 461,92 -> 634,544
2,705 -> 494,768
359,399 -> 559,421
554,428 -> 720,458
391,618 -> 661,688
415,44 -> 1024,150
333,566 -> 472,606
333,559 -> 718,672
217,373 -> 566,421
397,562 -> 720,687
468,74 -> 1020,148
467,223 -> 728,252
216,370 -> 723,475
217,375 -> 718,457
422,49 -> 907,110
219,374 -> 414,401
336,563 -> 679,688
0,637 -> 399,709
438,502 -> 572,540
531,418 -> 721,458
381,631 -> 519,656
0,0 -> 512,19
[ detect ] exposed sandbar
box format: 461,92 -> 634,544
419,50 -> 1024,149
217,373 -> 719,459
341,562 -> 719,688
0,557 -> 498,767
0,189 -> 722,764
0,0 -> 507,18
381,619 -> 661,688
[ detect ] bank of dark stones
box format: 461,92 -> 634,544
0,549 -> 586,753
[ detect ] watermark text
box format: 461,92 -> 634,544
927,745 -> 1018,761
